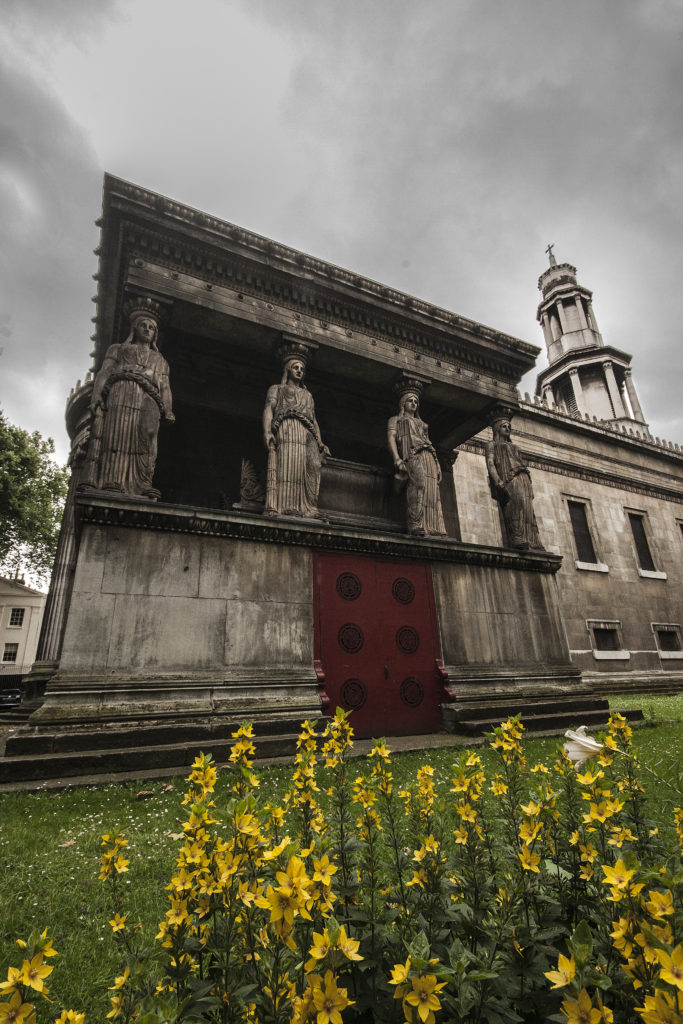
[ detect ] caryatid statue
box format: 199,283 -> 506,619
81,296 -> 174,499
485,407 -> 544,550
387,380 -> 446,537
262,339 -> 329,518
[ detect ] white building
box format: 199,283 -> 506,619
0,577 -> 46,686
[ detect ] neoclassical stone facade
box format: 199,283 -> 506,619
3,181 -> 679,784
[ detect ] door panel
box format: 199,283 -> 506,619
313,552 -> 443,738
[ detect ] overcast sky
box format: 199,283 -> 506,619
1,0 -> 681,465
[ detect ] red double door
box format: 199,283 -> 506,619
313,552 -> 443,738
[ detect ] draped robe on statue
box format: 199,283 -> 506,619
90,342 -> 172,497
393,414 -> 446,536
486,438 -> 543,550
266,382 -> 324,517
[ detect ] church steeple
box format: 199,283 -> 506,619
535,249 -> 648,432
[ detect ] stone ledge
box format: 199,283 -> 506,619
75,494 -> 562,574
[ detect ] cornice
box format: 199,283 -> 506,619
75,494 -> 562,574
95,175 -> 538,379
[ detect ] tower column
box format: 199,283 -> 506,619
623,369 -> 646,423
555,300 -> 568,334
603,360 -> 627,418
574,297 -> 588,329
569,368 -> 586,415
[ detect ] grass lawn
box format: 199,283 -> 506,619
0,692 -> 681,1020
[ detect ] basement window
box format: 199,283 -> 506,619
652,623 -> 683,660
587,620 -> 629,661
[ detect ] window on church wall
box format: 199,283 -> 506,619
566,499 -> 603,568
586,620 -> 629,660
652,624 -> 682,654
8,608 -> 25,628
626,510 -> 663,576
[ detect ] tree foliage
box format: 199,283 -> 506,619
0,409 -> 69,587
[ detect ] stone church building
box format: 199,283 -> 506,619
2,176 -> 680,783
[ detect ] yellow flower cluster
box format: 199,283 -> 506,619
0,929 -> 83,1024
390,957 -> 447,1024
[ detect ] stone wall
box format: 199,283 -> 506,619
454,404 -> 683,683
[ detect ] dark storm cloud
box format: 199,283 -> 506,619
0,1 -> 121,458
0,37 -> 104,457
241,0 -> 683,441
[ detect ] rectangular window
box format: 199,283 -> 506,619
594,628 -> 620,651
568,501 -> 598,564
9,608 -> 25,627
652,623 -> 683,660
627,512 -> 656,571
2,644 -> 19,663
586,620 -> 629,661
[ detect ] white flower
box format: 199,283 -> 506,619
563,726 -> 603,767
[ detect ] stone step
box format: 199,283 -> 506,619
0,730 -> 304,786
4,713 -> 324,758
448,696 -> 609,721
449,707 -> 643,737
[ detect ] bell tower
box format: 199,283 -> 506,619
535,246 -> 648,432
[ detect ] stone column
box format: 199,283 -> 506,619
575,296 -> 588,329
623,368 -> 646,423
568,368 -> 586,415
603,360 -> 627,418
542,385 -> 555,408
541,312 -> 553,348
555,300 -> 568,334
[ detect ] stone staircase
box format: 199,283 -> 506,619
443,695 -> 643,737
0,714 -> 320,790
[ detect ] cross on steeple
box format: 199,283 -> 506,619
545,242 -> 557,267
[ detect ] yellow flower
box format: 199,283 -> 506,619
643,889 -> 674,918
601,859 -> 635,890
561,987 -> 602,1023
389,958 -> 411,987
656,945 -> 683,991
305,930 -> 331,972
311,970 -> 353,1024
336,926 -> 362,962
18,956 -> 53,994
109,967 -> 130,992
0,989 -> 35,1023
108,914 -> 127,933
575,768 -> 604,786
610,916 -> 634,958
519,818 -> 542,844
544,953 -> 575,989
635,989 -> 682,1024
580,843 -> 598,864
520,800 -> 542,817
0,968 -> 21,995
55,1013 -> 85,1023
405,974 -> 447,1023
312,855 -> 338,887
490,776 -> 508,796
635,930 -> 660,966
518,844 -> 541,873
456,802 -> 477,823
